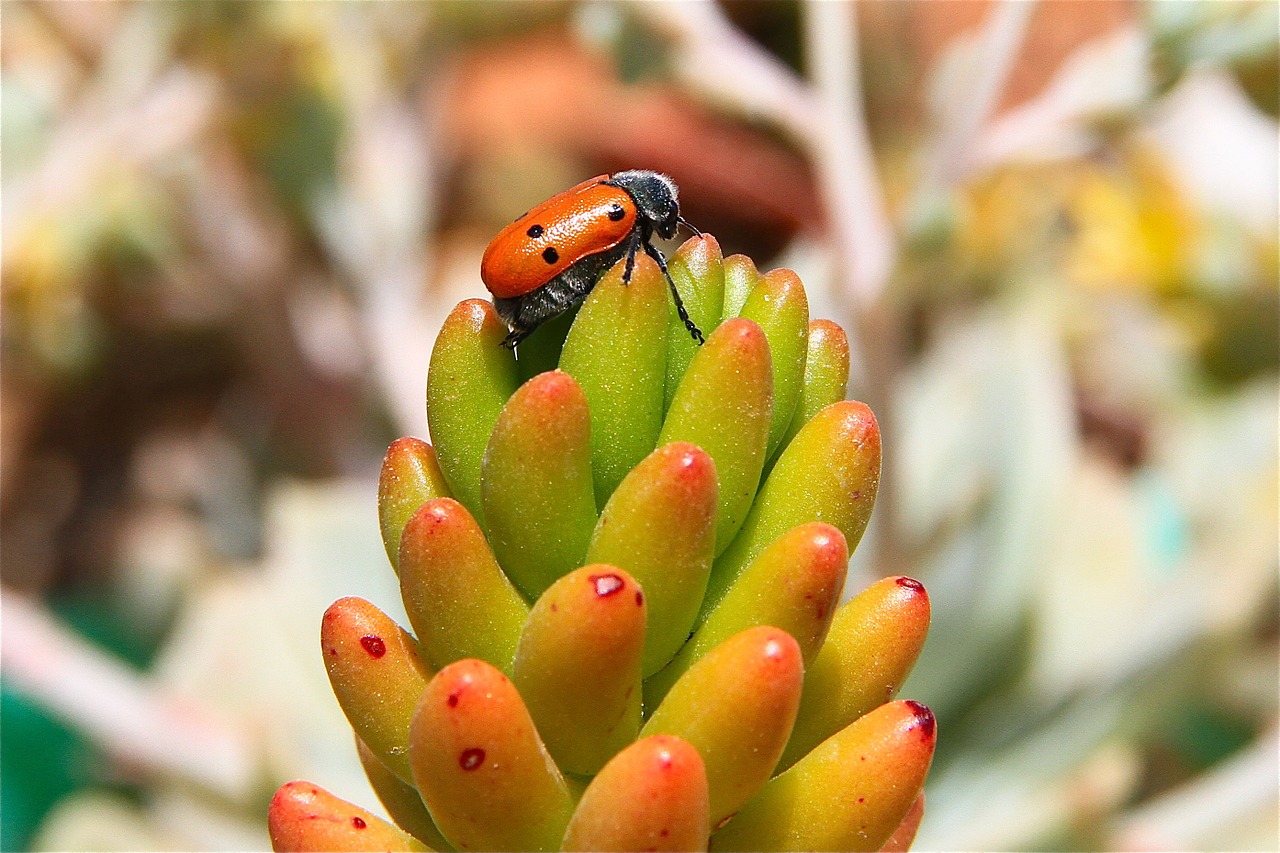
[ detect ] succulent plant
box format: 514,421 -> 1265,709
269,236 -> 934,852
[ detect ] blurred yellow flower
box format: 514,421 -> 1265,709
1064,146 -> 1193,293
958,144 -> 1196,294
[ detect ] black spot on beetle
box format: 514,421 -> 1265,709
607,204 -> 626,221
542,247 -> 559,264
526,224 -> 544,238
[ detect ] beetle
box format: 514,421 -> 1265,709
480,169 -> 705,349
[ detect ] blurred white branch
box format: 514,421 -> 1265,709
633,2 -> 893,308
0,590 -> 255,798
974,26 -> 1150,170
633,1 -> 820,142
310,9 -> 440,437
906,0 -> 1036,232
1110,726 -> 1280,851
636,0 -> 895,390
1,68 -> 217,255
802,0 -> 897,306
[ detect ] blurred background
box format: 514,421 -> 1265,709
1,1 -> 1276,850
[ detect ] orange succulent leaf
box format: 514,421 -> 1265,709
711,700 -> 936,852
321,597 -> 432,784
562,734 -> 710,852
268,780 -> 430,852
410,658 -> 573,852
513,564 -> 646,774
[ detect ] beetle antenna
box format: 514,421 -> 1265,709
643,242 -> 705,345
677,216 -> 702,237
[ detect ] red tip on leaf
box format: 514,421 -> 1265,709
904,700 -> 936,742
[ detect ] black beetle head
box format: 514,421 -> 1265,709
607,170 -> 680,240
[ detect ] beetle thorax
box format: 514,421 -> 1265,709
607,170 -> 679,240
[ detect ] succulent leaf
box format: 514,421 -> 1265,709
780,576 -> 931,771
561,735 -> 710,852
356,736 -> 452,850
877,793 -> 925,853
482,370 -> 597,600
659,318 -> 773,556
780,319 -> 851,454
398,497 -> 529,673
665,236 -> 726,409
379,438 -> 452,573
410,658 -> 574,852
512,565 -> 646,775
642,626 -> 803,826
705,400 -> 880,614
268,780 -> 431,852
516,306 -> 579,382
321,597 -> 433,783
645,522 -> 846,706
304,235 -> 934,853
721,253 -> 761,320
709,701 -> 936,852
585,442 -> 718,676
427,300 -> 520,527
559,256 -> 670,504
738,268 -> 810,460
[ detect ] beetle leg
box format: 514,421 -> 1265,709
643,241 -> 705,345
500,326 -> 531,349
621,232 -> 642,284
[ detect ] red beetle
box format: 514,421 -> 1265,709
480,170 -> 704,349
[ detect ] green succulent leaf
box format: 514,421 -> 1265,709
705,400 -> 880,614
710,701 -> 936,852
517,305 -> 579,382
482,370 -> 597,600
642,626 -> 802,826
665,236 -> 726,410
427,300 -> 520,528
721,253 -> 761,320
645,522 -> 846,707
585,442 -> 718,676
559,256 -> 670,505
738,268 -> 809,461
659,318 -> 773,556
356,736 -> 452,850
512,565 -> 646,775
780,576 -> 931,771
779,319 -> 851,456
378,438 -> 452,573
